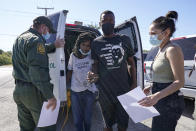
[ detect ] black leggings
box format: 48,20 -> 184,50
151,82 -> 185,131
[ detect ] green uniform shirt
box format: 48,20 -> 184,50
12,28 -> 56,99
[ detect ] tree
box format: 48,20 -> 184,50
0,49 -> 4,54
6,51 -> 12,56
143,49 -> 149,53
0,53 -> 12,66
86,23 -> 100,30
0,50 -> 12,66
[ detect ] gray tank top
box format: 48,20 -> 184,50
152,43 -> 175,83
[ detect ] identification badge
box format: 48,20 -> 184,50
37,43 -> 45,55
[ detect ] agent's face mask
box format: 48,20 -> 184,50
101,23 -> 114,36
42,32 -> 51,40
79,49 -> 91,56
149,32 -> 165,46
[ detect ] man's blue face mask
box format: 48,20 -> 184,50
42,32 -> 51,40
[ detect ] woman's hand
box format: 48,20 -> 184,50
138,93 -> 160,107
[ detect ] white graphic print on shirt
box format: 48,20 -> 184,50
68,53 -> 97,92
100,42 -> 125,69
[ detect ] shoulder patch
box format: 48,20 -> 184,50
37,43 -> 45,55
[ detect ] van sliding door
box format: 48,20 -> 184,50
47,10 -> 68,101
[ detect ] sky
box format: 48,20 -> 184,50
0,0 -> 196,51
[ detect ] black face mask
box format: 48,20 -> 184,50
101,23 -> 114,36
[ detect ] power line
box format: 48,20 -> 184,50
0,34 -> 17,37
0,9 -> 42,15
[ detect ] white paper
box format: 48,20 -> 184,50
117,86 -> 160,123
37,101 -> 60,127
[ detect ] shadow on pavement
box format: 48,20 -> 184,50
34,98 -> 195,131
57,102 -> 151,131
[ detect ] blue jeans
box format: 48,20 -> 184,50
71,90 -> 95,131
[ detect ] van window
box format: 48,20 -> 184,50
115,24 -> 138,53
172,37 -> 196,60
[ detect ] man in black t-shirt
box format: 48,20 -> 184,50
88,10 -> 136,131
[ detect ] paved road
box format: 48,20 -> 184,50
0,66 -> 195,131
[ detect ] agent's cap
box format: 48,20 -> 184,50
33,16 -> 56,33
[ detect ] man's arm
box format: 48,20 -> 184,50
122,35 -> 136,89
127,56 -> 137,90
92,60 -> 99,74
27,40 -> 57,110
27,41 -> 54,99
45,38 -> 65,53
87,60 -> 99,83
87,40 -> 99,83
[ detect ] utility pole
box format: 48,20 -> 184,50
37,6 -> 54,16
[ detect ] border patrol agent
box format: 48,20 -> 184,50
12,16 -> 64,131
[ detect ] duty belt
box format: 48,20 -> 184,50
15,79 -> 33,86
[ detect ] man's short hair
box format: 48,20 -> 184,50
100,10 -> 115,20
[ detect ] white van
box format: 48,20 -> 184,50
144,35 -> 196,98
45,10 -> 144,102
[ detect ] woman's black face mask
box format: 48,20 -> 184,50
101,23 -> 114,36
